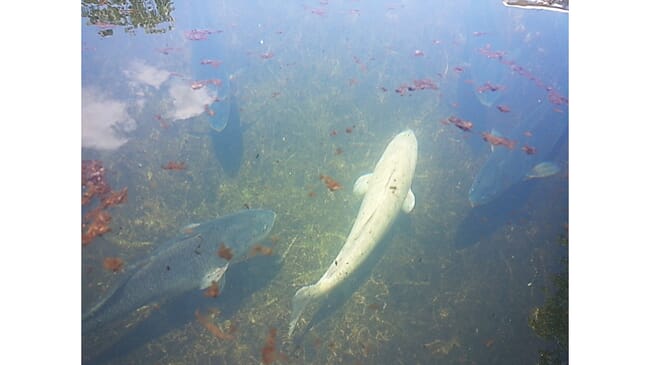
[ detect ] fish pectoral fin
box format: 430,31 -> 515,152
525,161 -> 560,180
353,173 -> 372,196
402,188 -> 416,213
200,263 -> 229,290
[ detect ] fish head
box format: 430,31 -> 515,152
468,176 -> 500,207
389,129 -> 418,150
468,158 -> 509,207
244,209 -> 277,241
384,129 -> 418,163
215,209 -> 276,259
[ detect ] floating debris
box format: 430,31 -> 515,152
261,327 -> 287,364
203,281 -> 220,298
249,244 -> 273,257
101,187 -> 128,208
162,161 -> 187,170
320,174 -> 342,191
218,243 -> 234,261
195,309 -> 233,340
481,131 -> 516,149
102,257 -> 124,272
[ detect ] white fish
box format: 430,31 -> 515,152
288,130 -> 418,338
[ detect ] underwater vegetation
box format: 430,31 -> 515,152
529,234 -> 568,365
81,1 -> 568,362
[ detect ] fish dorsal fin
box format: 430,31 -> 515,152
200,263 -> 229,290
402,189 -> 416,213
490,128 -> 503,138
489,129 -> 504,153
353,173 -> 372,196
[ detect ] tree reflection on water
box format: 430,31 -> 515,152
81,0 -> 175,36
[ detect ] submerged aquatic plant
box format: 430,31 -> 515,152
529,234 -> 568,365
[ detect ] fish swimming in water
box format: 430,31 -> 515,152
82,209 -> 276,334
211,79 -> 243,177
187,23 -> 233,132
468,99 -> 567,207
287,130 -> 418,338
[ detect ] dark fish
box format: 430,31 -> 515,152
211,81 -> 243,177
468,102 -> 567,206
188,29 -> 232,132
82,209 -> 276,334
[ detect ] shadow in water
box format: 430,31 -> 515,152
83,256 -> 280,365
454,179 -> 539,250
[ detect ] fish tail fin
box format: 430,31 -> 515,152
82,269 -> 134,334
287,284 -> 321,339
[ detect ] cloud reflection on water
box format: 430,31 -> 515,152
82,87 -> 136,150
